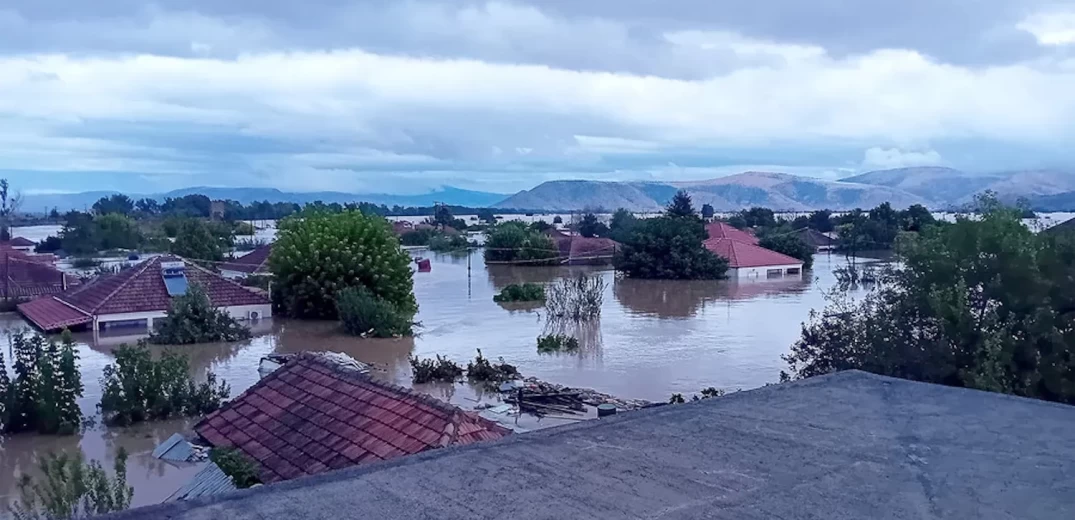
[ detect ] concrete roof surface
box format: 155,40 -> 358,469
108,370 -> 1075,520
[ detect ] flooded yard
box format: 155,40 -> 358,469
0,249 -> 875,510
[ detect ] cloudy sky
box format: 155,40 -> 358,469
2,0 -> 1075,195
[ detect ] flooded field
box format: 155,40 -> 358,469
0,249 -> 878,509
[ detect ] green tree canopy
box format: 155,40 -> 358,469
484,221 -> 558,264
270,210 -> 417,319
784,198 -> 1075,405
700,203 -> 715,220
759,233 -> 814,269
665,190 -> 696,219
94,213 -> 142,250
608,208 -> 638,242
171,219 -> 226,261
92,194 -> 134,216
577,213 -> 609,238
614,216 -> 728,280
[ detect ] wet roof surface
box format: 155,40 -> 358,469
110,371 -> 1075,520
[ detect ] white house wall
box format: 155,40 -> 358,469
96,303 -> 272,329
731,263 -> 804,279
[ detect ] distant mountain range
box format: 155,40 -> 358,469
21,186 -> 509,213
494,168 -> 1075,211
21,167 -> 1075,214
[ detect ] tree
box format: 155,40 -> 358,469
901,204 -> 935,232
608,208 -> 639,243
0,179 -> 22,241
553,216 -> 563,224
732,207 -> 776,229
759,234 -> 814,269
784,197 -> 1075,405
484,221 -> 558,264
3,331 -> 82,435
475,208 -> 497,224
148,285 -> 253,344
614,216 -> 728,279
700,203 -> 715,220
336,286 -> 414,338
808,210 -> 834,233
429,204 -> 466,231
270,210 -> 417,319
92,195 -> 134,216
171,219 -> 225,261
48,208 -> 60,220
10,449 -> 133,520
94,214 -> 142,250
0,349 -> 9,432
577,213 -> 609,238
161,194 -> 211,218
665,190 -> 696,219
134,198 -> 160,216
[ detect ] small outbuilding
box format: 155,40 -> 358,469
220,244 -> 272,280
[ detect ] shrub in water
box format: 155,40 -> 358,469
544,274 -> 605,321
410,355 -> 464,384
10,449 -> 133,520
536,334 -> 580,353
493,283 -> 546,303
99,343 -> 230,426
148,284 -> 252,345
1,330 -> 83,435
336,286 -> 414,338
428,233 -> 471,253
466,349 -> 519,383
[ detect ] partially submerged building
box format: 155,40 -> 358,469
792,227 -> 837,251
704,222 -> 803,277
0,247 -> 78,300
194,352 -> 510,484
3,236 -> 36,253
543,229 -> 619,265
220,244 -> 272,280
17,255 -> 270,332
114,371 -> 1075,520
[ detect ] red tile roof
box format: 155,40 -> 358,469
220,244 -> 272,275
196,353 -> 510,483
7,237 -> 35,247
704,238 -> 804,269
546,234 -> 619,265
18,296 -> 92,331
706,222 -> 759,245
35,255 -> 268,320
0,249 -> 74,299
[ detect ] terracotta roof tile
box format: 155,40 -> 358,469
705,222 -> 760,245
195,353 -> 510,483
704,238 -> 804,269
220,244 -> 272,275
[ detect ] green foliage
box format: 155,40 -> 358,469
399,228 -> 435,246
428,233 -> 471,252
493,283 -> 546,303
35,236 -> 62,254
10,449 -> 133,520
148,284 -> 252,345
58,212 -> 98,256
729,207 -> 776,229
239,274 -> 271,290
59,212 -> 143,255
232,221 -> 256,236
476,208 -> 497,224
670,387 -> 726,404
70,258 -> 100,269
833,202 -> 937,253
553,216 -> 563,224
700,203 -> 715,220
483,221 -> 558,264
171,219 -> 227,261
92,194 -> 135,217
270,210 -> 417,320
428,205 -> 467,231
409,355 -> 464,384
665,190 -> 696,219
808,210 -> 834,232
545,274 -> 605,321
466,349 -> 520,383
758,234 -> 814,269
668,393 -> 686,404
784,197 -> 1075,405
577,213 -> 609,238
336,286 -> 414,338
234,237 -> 268,252
614,216 -> 728,280
209,448 -> 261,489
537,334 -> 580,353
99,343 -> 230,426
2,331 -> 82,435
608,208 -> 639,243
529,221 -> 552,232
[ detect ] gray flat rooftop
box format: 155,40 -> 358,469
111,371 -> 1075,520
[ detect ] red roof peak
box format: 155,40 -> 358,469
704,238 -> 803,268
705,222 -> 759,245
220,244 -> 272,274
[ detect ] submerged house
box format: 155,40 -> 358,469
704,222 -> 803,278
195,352 -> 510,484
792,227 -> 837,251
3,236 -> 36,253
220,244 -> 272,280
543,229 -> 619,265
0,247 -> 77,300
17,255 -> 270,332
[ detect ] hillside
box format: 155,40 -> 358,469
841,167 -> 1075,207
494,171 -> 928,211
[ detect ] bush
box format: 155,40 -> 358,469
577,213 -> 609,238
783,197 -> 1075,405
35,236 -> 62,254
399,228 -> 435,246
148,284 -> 252,345
10,449 -> 133,520
614,216 -> 728,280
209,448 -> 261,489
71,257 -> 100,269
758,234 -> 814,269
428,233 -> 471,253
537,334 -> 580,353
544,274 -> 605,321
553,216 -> 563,224
1,331 -> 82,435
234,237 -> 267,251
171,219 -> 227,261
484,222 -> 558,264
493,283 -> 546,303
336,287 -> 414,338
270,210 -> 416,320
99,343 -> 230,426
466,349 -> 519,383
410,355 -> 464,384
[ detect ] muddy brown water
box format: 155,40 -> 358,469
0,250 -> 878,510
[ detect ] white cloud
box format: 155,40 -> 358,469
862,147 -> 944,169
1020,10 -> 1075,46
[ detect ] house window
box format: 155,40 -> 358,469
766,269 -> 783,277
786,267 -> 801,274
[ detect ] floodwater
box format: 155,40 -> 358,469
0,250 -> 877,510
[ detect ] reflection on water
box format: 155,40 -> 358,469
0,249 -> 872,509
